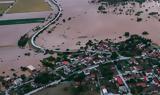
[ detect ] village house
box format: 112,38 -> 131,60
13,78 -> 23,86
27,65 -> 36,73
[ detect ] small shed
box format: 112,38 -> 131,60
27,65 -> 36,73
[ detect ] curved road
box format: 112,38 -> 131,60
30,0 -> 62,53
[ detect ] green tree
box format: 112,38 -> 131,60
34,73 -> 55,84
18,34 -> 29,48
142,31 -> 149,35
111,52 -> 119,59
124,32 -> 130,37
99,64 -> 113,80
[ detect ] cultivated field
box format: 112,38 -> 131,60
0,18 -> 45,25
0,3 -> 11,14
8,0 -> 52,13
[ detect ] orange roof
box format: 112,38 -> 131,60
115,76 -> 123,86
63,61 -> 69,64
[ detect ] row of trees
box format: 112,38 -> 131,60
99,0 -> 146,6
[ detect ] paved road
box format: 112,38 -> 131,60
115,66 -> 131,94
30,0 -> 62,53
5,0 -> 62,95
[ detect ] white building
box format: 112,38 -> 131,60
14,78 -> 23,85
27,65 -> 36,73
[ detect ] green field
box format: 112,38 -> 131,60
0,18 -> 45,25
8,0 -> 52,13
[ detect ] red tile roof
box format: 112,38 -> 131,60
136,82 -> 146,87
115,76 -> 124,86
144,76 -> 147,82
153,77 -> 160,85
63,61 -> 69,65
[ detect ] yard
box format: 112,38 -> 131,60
7,0 -> 52,13
33,82 -> 100,95
33,82 -> 72,95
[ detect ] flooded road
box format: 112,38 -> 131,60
36,0 -> 160,51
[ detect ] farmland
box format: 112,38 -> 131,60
0,18 -> 45,25
7,0 -> 52,13
0,3 -> 11,14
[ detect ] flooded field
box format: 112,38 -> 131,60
0,24 -> 46,77
0,11 -> 52,20
35,0 -> 160,51
0,0 -> 160,78
0,0 -> 54,77
0,46 -> 45,77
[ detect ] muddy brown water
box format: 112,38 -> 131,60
0,0 -> 160,77
36,0 -> 160,51
0,23 -> 47,77
0,10 -> 53,77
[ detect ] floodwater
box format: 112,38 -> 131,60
0,23 -> 47,77
0,46 -> 45,77
0,7 -> 53,77
36,0 -> 160,51
0,0 -> 55,77
0,0 -> 160,77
